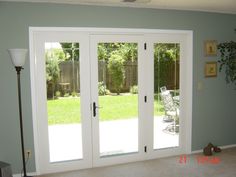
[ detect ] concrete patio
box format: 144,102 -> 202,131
48,117 -> 179,162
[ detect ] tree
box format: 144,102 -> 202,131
60,43 -> 80,61
98,43 -> 108,61
107,52 -> 125,95
119,43 -> 137,62
154,43 -> 180,62
45,47 -> 67,98
45,55 -> 60,99
46,48 -> 66,62
98,43 -> 137,62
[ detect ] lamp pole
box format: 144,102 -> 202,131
15,66 -> 28,177
8,49 -> 32,177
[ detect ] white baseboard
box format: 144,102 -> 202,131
220,144 -> 236,149
191,144 -> 236,154
12,144 -> 236,176
13,172 -> 37,177
191,149 -> 202,154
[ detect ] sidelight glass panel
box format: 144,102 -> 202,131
97,43 -> 139,157
45,42 -> 83,162
153,43 -> 180,150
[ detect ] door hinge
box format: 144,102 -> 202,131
144,96 -> 147,103
144,146 -> 147,153
144,43 -> 147,50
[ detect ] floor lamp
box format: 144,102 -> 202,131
8,49 -> 32,177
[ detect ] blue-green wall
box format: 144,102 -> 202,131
0,2 -> 236,174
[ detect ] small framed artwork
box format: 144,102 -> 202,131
204,40 -> 217,56
205,62 -> 217,77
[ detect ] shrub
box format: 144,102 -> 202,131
130,85 -> 138,94
55,91 -> 61,98
98,81 -> 110,96
64,93 -> 70,97
107,52 -> 125,95
71,91 -> 77,97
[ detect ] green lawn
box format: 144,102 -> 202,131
47,94 -> 164,125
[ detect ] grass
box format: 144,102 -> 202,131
47,94 -> 164,125
47,98 -> 81,125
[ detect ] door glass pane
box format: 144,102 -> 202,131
45,42 -> 83,162
97,43 -> 139,157
153,43 -> 180,150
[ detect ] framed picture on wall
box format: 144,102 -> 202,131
204,40 -> 217,56
205,62 -> 217,77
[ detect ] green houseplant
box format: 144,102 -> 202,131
218,41 -> 236,86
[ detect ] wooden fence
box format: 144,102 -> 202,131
56,60 -> 179,94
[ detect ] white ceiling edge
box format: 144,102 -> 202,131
1,0 -> 236,14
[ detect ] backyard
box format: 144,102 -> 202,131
46,42 -> 178,126
47,94 -> 165,125
46,42 -> 179,162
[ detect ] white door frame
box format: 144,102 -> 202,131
29,27 -> 192,175
90,34 -> 147,167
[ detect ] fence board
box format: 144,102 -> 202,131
55,60 -> 179,94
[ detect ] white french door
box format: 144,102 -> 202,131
31,31 -> 92,174
30,28 -> 192,175
145,33 -> 190,159
90,35 -> 146,166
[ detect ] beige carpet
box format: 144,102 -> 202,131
39,147 -> 236,177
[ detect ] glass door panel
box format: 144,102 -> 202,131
97,43 -> 139,157
45,42 -> 83,162
153,43 -> 180,150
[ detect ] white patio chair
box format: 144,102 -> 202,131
160,87 -> 179,133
